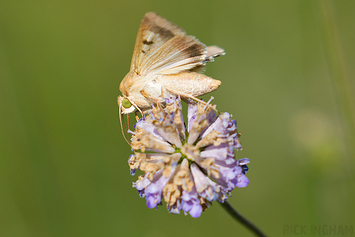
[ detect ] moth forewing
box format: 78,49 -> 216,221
139,36 -> 207,76
130,12 -> 186,72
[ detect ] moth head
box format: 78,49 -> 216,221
117,96 -> 136,114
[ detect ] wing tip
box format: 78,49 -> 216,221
205,45 -> 226,62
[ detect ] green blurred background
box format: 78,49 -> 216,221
1,0 -> 354,236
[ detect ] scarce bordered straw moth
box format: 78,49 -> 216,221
117,12 -> 225,116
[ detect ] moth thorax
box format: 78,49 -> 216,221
119,71 -> 136,96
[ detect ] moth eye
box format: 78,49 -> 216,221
122,99 -> 132,109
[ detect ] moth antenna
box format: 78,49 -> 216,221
126,113 -> 130,130
119,104 -> 131,146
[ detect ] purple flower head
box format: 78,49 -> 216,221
128,95 -> 249,217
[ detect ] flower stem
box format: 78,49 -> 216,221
315,1 -> 355,160
219,201 -> 267,237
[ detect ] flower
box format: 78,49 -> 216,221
128,95 -> 249,218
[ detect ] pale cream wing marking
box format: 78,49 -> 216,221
140,35 -> 207,76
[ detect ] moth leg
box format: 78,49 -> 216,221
163,86 -> 218,113
134,110 -> 141,121
140,89 -> 164,109
140,89 -> 158,104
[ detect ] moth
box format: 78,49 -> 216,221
117,12 -> 225,115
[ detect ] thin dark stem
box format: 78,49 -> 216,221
219,201 -> 267,237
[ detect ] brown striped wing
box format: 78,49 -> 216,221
130,12 -> 208,76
